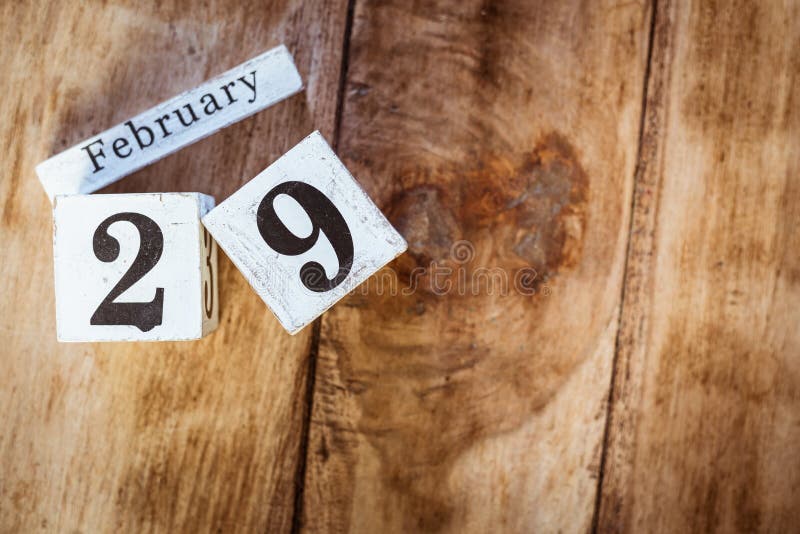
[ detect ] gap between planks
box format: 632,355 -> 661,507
591,0 -> 660,532
290,0 -> 359,532
284,0 -> 662,530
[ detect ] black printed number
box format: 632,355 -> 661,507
203,227 -> 214,319
90,213 -> 165,332
256,181 -> 354,292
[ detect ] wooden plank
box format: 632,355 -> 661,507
0,1 -> 348,532
302,1 -> 652,531
598,0 -> 800,532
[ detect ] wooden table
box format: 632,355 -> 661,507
1,1 -> 797,532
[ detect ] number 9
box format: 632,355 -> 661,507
256,181 -> 354,292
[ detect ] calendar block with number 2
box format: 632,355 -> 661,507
53,192 -> 218,342
202,131 -> 407,334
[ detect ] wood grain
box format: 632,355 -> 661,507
598,0 -> 800,532
5,1 -> 798,532
301,1 -> 652,531
0,1 -> 348,532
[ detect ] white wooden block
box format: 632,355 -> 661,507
202,131 -> 407,334
37,45 -> 303,201
53,193 -> 219,342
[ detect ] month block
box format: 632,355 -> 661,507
202,131 -> 407,334
53,193 -> 218,342
38,45 -> 303,201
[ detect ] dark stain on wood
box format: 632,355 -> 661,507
387,131 -> 588,296
305,0 -> 648,531
388,185 -> 461,268
462,132 -> 589,282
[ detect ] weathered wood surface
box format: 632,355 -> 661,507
2,0 -> 799,533
301,1 -> 651,532
0,1 -> 348,532
598,1 -> 800,532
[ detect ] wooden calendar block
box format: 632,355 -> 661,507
202,131 -> 407,334
53,193 -> 218,342
37,45 -> 303,201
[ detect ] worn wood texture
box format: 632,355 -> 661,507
598,0 -> 800,532
0,1 -> 348,532
302,1 -> 651,532
4,1 -> 799,532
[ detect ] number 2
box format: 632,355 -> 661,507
90,212 -> 164,332
256,181 -> 354,292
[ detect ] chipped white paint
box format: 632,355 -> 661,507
203,131 -> 407,335
53,193 -> 218,342
37,45 -> 303,201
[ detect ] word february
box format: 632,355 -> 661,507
37,45 -> 303,201
82,72 -> 258,173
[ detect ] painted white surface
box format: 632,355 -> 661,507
38,45 -> 303,201
53,192 -> 218,342
202,131 -> 407,335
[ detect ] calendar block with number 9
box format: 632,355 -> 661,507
53,193 -> 218,342
202,131 -> 407,334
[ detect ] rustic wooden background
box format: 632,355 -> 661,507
1,0 -> 797,532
